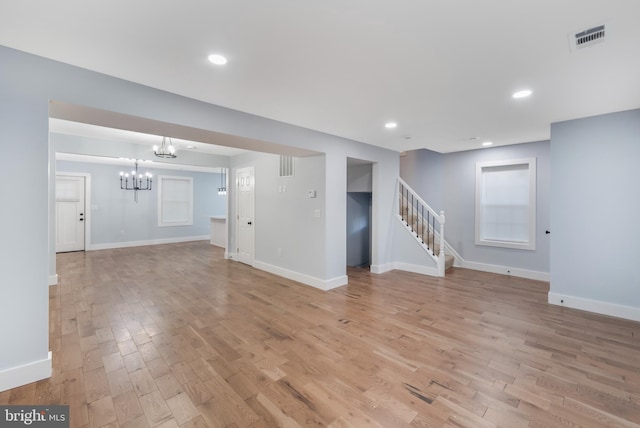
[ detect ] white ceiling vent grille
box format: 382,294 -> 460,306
571,24 -> 606,51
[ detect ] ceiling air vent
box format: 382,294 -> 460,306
571,24 -> 606,51
279,155 -> 295,177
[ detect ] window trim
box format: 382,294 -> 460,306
475,158 -> 536,250
157,175 -> 193,227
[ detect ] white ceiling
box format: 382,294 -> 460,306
2,1 -> 639,153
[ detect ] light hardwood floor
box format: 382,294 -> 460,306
1,241 -> 639,427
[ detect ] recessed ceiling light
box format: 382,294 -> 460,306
482,141 -> 493,146
208,54 -> 228,65
385,122 -> 397,129
512,89 -> 532,99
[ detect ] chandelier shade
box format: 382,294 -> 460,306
153,136 -> 177,158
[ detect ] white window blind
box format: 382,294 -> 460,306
475,158 -> 536,250
158,176 -> 193,227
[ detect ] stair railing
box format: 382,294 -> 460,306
398,177 -> 446,276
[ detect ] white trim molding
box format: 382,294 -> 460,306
548,292 -> 640,322
0,351 -> 51,392
461,260 -> 550,282
370,263 -> 394,274
391,262 -> 440,277
88,236 -> 209,251
253,260 -> 348,291
370,262 -> 440,277
371,252 -> 547,282
439,238 -> 548,281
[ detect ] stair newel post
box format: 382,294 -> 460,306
438,210 -> 446,277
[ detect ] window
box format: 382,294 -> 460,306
475,158 -> 536,250
158,175 -> 193,227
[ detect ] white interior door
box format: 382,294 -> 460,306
56,175 -> 86,252
236,167 -> 254,265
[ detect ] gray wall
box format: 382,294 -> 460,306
230,152 -> 327,279
550,108 -> 640,311
347,163 -> 373,192
401,141 -> 551,274
56,160 -> 225,246
0,49 -> 50,375
399,150 -> 444,213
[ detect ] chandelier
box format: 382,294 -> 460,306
218,167 -> 227,195
120,160 -> 152,202
153,136 -> 177,158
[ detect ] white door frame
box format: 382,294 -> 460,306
235,166 -> 255,265
55,172 -> 91,252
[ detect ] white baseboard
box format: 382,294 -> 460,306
0,351 -> 52,392
87,235 -> 210,251
370,262 -> 440,277
548,292 -> 640,322
392,262 -> 440,277
253,260 -> 348,291
370,263 -> 394,274
48,274 -> 58,286
373,255 -> 548,281
461,260 -> 550,282
323,275 -> 349,290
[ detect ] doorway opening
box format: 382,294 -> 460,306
55,173 -> 90,253
346,158 -> 373,269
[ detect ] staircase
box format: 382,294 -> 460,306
398,178 -> 455,276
